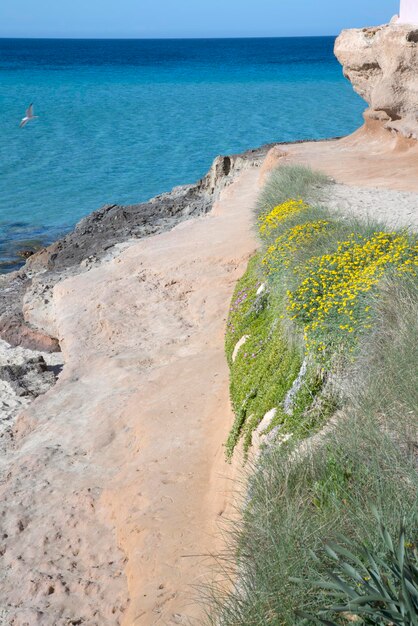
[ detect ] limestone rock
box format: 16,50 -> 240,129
256,408 -> 277,434
0,147 -> 267,351
232,335 -> 250,362
0,312 -> 60,352
335,23 -> 418,140
258,146 -> 288,185
283,358 -> 308,415
256,282 -> 266,296
0,356 -> 56,397
251,408 -> 279,456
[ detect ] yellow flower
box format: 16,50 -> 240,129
286,230 -> 417,354
259,199 -> 308,238
262,220 -> 329,273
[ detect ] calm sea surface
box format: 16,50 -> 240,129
0,37 -> 364,271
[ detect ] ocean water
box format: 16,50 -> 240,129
0,37 -> 364,271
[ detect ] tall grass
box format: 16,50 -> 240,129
226,165 -> 417,454
205,165 -> 418,625
345,272 -> 418,447
206,418 -> 417,625
256,164 -> 329,216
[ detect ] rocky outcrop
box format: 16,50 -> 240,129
258,146 -> 289,184
0,356 -> 56,397
335,23 -> 418,140
0,147 -> 267,352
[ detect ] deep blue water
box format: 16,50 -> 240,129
0,37 -> 364,270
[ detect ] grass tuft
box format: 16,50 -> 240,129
256,164 -> 329,217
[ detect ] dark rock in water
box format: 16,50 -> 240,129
0,230 -> 52,274
17,249 -> 35,259
0,356 -> 56,397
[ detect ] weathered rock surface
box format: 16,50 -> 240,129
0,148 -> 267,352
0,356 -> 56,397
335,23 -> 418,140
0,339 -> 64,459
258,145 -> 288,184
0,165 -> 261,626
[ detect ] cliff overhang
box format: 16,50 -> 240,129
335,22 -> 418,140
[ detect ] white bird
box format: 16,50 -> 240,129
19,103 -> 38,128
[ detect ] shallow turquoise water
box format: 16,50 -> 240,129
0,38 -> 364,269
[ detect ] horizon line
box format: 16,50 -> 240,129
0,33 -> 341,41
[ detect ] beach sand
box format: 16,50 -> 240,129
0,129 -> 417,624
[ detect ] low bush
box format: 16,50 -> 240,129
256,164 -> 329,216
225,165 -> 417,455
295,514 -> 418,626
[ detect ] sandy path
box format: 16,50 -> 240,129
283,125 -> 418,192
0,169 -> 259,625
321,183 -> 418,230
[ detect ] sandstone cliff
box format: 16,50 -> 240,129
335,22 -> 418,140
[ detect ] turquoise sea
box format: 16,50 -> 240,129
0,37 -> 364,271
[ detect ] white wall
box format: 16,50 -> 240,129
399,0 -> 418,24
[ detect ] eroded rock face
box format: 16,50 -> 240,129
335,23 -> 418,139
0,147 -> 267,352
0,356 -> 56,397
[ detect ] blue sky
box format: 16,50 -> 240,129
0,0 -> 399,38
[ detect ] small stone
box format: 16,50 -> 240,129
232,335 -> 250,363
257,408 -> 277,434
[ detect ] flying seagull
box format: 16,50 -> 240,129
20,103 -> 38,128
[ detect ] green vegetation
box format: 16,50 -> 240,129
225,255 -> 303,458
224,165 -> 417,456
206,417 -> 417,625
295,513 -> 418,625
256,163 -> 329,215
206,165 -> 418,624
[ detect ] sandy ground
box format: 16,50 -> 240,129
283,124 -> 418,192
0,168 -> 259,625
321,183 -> 418,230
0,126 -> 417,625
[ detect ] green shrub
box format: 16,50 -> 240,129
225,165 -> 417,456
205,413 -> 418,625
225,256 -> 302,458
295,512 -> 418,625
